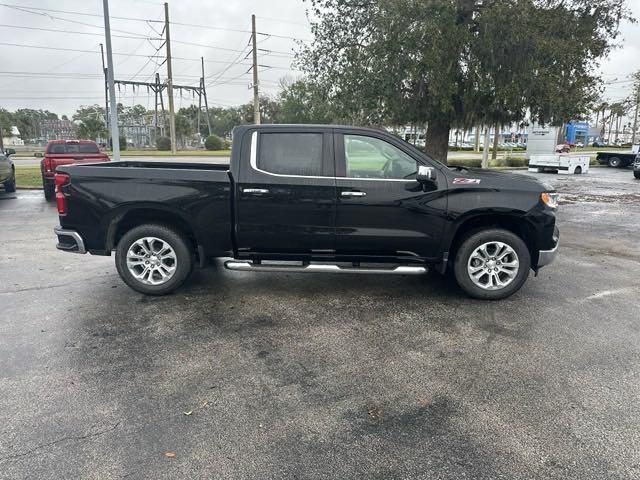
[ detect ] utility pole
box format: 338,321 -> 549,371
99,43 -> 110,141
164,2 -> 177,154
102,0 -> 120,160
201,57 -> 212,136
251,14 -> 260,124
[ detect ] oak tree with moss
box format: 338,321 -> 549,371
299,0 -> 631,163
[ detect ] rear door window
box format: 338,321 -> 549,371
258,133 -> 323,176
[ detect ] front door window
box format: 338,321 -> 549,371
344,135 -> 417,180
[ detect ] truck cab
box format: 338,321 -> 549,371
53,125 -> 559,300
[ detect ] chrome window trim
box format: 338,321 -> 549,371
249,131 -> 420,182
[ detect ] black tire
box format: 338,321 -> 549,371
115,223 -> 194,295
608,157 -> 621,168
453,228 -> 531,300
634,171 -> 640,179
574,166 -> 582,174
3,168 -> 16,193
43,173 -> 55,201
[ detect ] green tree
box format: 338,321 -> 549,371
156,136 -> 171,150
0,108 -> 13,150
238,96 -> 281,124
75,117 -> 107,141
276,79 -> 338,124
300,0 -> 631,163
174,113 -> 193,148
206,107 -> 242,138
11,109 -> 58,141
204,134 -> 224,150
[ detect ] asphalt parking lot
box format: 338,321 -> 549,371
1,168 -> 639,479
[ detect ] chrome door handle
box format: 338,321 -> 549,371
341,191 -> 366,197
243,188 -> 269,194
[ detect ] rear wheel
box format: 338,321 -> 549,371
42,173 -> 54,200
634,171 -> 640,179
3,168 -> 16,193
115,224 -> 194,295
608,157 -> 622,168
574,166 -> 582,174
453,229 -> 531,300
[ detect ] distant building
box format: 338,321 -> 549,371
39,119 -> 74,142
2,126 -> 25,146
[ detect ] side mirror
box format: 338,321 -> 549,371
417,165 -> 436,183
6,148 -> 16,156
34,152 -> 43,158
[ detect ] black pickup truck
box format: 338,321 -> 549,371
53,125 -> 559,300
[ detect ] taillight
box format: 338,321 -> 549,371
55,172 -> 70,214
43,156 -> 52,172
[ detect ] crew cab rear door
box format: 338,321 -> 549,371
333,130 -> 448,260
235,127 -> 336,254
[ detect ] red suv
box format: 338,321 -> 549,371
41,140 -> 110,200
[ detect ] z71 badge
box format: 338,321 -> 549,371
452,177 -> 481,185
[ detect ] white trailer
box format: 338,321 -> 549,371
528,154 -> 590,174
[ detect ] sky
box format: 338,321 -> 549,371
0,0 -> 639,119
0,0 -> 312,116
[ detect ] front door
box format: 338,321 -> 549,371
334,131 -> 448,260
235,128 -> 336,255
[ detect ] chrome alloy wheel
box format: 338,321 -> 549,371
126,237 -> 177,285
466,241 -> 519,291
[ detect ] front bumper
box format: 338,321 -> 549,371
537,226 -> 559,267
54,227 -> 86,254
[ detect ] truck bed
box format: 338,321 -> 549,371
56,161 -> 233,256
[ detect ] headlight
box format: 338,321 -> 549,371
541,192 -> 559,209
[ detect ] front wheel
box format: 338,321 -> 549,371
634,171 -> 640,179
115,224 -> 194,295
453,229 -> 531,300
4,168 -> 16,193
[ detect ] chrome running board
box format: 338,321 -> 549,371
224,261 -> 427,275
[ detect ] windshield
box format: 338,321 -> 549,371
47,143 -> 100,154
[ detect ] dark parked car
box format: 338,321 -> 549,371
53,125 -> 559,300
633,156 -> 640,179
0,147 -> 16,192
41,140 -> 109,200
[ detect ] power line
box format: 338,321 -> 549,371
0,3 -> 163,39
205,36 -> 253,87
0,42 -> 295,71
0,3 -> 311,41
0,3 -> 146,21
0,23 -> 161,40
